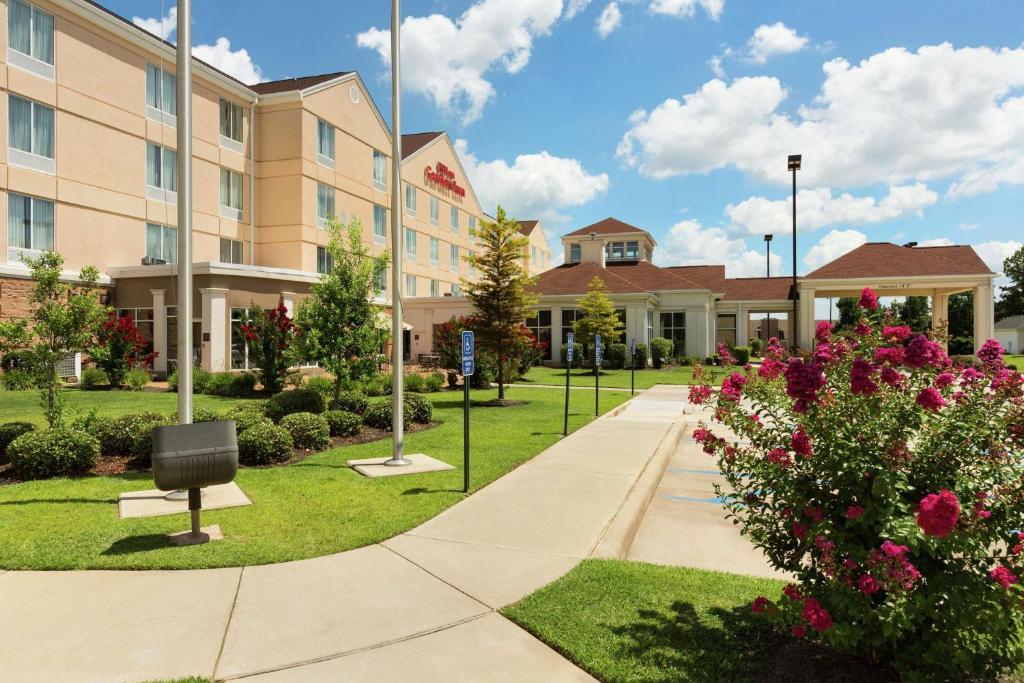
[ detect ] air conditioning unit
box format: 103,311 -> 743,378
141,256 -> 167,266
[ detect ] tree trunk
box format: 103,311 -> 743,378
497,339 -> 505,400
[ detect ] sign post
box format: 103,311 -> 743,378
563,332 -> 574,436
462,331 -> 474,493
630,337 -> 636,396
594,334 -> 602,416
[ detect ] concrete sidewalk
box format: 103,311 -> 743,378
0,386 -> 689,683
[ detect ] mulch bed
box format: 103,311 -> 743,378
478,399 -> 526,407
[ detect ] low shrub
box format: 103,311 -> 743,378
676,355 -> 700,367
237,422 -> 293,465
204,371 -> 256,398
265,387 -> 326,422
304,375 -> 334,399
279,412 -> 330,450
650,337 -> 673,368
362,398 -> 414,431
168,406 -> 223,424
950,354 -> 981,367
129,414 -> 173,459
232,399 -> 267,415
168,366 -> 211,394
405,372 -> 425,393
424,372 -> 444,392
94,411 -> 167,457
226,408 -> 272,434
79,366 -> 109,390
732,346 -> 751,365
1,369 -> 37,390
404,393 -> 433,424
604,343 -> 627,370
749,337 -> 763,356
7,428 -> 99,479
329,390 -> 369,415
630,342 -> 648,369
0,421 -> 36,463
703,355 -> 719,366
948,336 -> 975,356
560,343 -> 584,369
124,367 -> 150,391
362,373 -> 393,397
325,410 -> 361,437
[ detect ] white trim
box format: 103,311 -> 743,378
8,148 -> 55,175
219,205 -> 243,221
108,260 -> 323,285
219,135 -> 243,154
146,185 -> 178,203
316,153 -> 336,169
145,105 -> 177,127
7,47 -> 54,80
0,261 -> 113,284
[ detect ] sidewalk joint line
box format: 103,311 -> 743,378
378,542 -> 493,611
212,566 -> 245,682
396,533 -> 584,560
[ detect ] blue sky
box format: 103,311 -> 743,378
116,0 -> 1023,287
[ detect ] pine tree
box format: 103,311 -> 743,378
573,276 -> 624,375
996,245 -> 1024,320
462,206 -> 537,401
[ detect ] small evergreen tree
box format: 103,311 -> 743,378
462,207 -> 537,401
573,276 -> 624,375
0,252 -> 103,427
996,244 -> 1024,319
293,218 -> 390,400
835,297 -> 859,331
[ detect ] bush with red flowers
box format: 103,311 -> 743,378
90,311 -> 157,388
241,299 -> 295,394
691,288 -> 1024,680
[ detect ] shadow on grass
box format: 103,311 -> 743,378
102,534 -> 175,555
400,486 -> 462,496
0,496 -> 118,506
609,601 -> 896,683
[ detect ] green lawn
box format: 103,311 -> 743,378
520,365 -> 731,390
0,386 -> 627,570
1007,354 -> 1023,369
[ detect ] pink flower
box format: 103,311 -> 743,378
791,429 -> 813,458
916,387 -> 946,411
801,597 -> 833,632
858,287 -> 879,310
934,371 -> 955,388
758,358 -> 785,379
882,325 -> 912,343
803,507 -> 824,523
973,502 -> 991,520
880,366 -> 904,387
792,522 -> 809,540
721,372 -> 747,401
815,321 -> 833,343
768,448 -> 792,467
791,625 -> 807,638
904,335 -> 948,369
855,321 -> 872,336
960,366 -> 985,385
783,584 -> 803,601
688,384 -> 713,405
850,356 -> 878,396
874,347 -> 905,365
857,574 -> 881,594
977,339 -> 1005,367
784,358 -> 826,413
990,565 -> 1019,589
916,490 -> 960,538
846,505 -> 865,519
752,596 -> 770,613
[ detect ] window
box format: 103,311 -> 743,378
166,305 -> 201,372
316,118 -> 335,164
531,246 -> 537,266
219,98 -> 243,145
450,206 -> 459,233
146,143 -> 177,200
429,196 -> 439,225
317,183 -> 334,226
405,274 -> 417,297
374,264 -> 387,293
9,0 -> 54,76
660,312 -> 686,356
220,238 -> 243,264
569,244 -> 581,263
430,279 -> 440,297
468,250 -> 476,277
405,228 -> 417,261
230,307 -> 251,370
450,283 -> 461,296
405,183 -> 416,216
717,314 -> 737,348
317,246 -> 334,274
7,193 -> 53,255
220,168 -> 243,218
647,310 -> 654,344
145,223 -> 176,263
526,309 -> 553,361
372,150 -> 387,191
450,244 -> 459,272
626,241 -> 639,259
116,308 -> 155,361
561,309 -> 580,346
145,63 -> 176,120
615,309 -> 628,344
429,237 -> 439,265
468,215 -> 477,242
373,204 -> 387,244
8,94 -> 54,172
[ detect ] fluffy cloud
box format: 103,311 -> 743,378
974,240 -> 1023,283
648,0 -> 724,21
726,183 -> 938,235
454,139 -> 609,224
747,22 -> 809,63
357,0 -> 563,124
618,44 -> 1024,192
596,3 -> 623,38
803,229 -> 867,270
656,220 -> 781,278
132,8 -> 264,84
918,238 -> 954,247
565,0 -> 594,18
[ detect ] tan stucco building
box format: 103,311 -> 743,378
0,0 -> 488,376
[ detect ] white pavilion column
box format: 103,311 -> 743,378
736,303 -> 748,347
281,291 -> 297,317
973,282 -> 995,350
931,291 -> 949,348
799,287 -> 816,349
151,288 -> 168,377
200,288 -> 229,372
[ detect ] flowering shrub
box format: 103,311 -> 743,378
90,311 -> 156,388
241,300 -> 295,394
691,288 -> 1024,680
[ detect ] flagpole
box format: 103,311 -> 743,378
176,0 -> 193,425
385,0 -> 410,465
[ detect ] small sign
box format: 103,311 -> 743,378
462,330 -> 475,376
630,337 -> 636,355
595,335 -> 603,364
567,332 -> 575,362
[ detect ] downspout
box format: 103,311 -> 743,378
249,96 -> 257,265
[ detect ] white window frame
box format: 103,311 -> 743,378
373,204 -> 387,244
145,222 -> 177,264
316,118 -> 335,167
531,246 -> 537,265
146,143 -> 177,203
7,93 -> 55,174
7,192 -> 53,262
430,279 -> 440,297
7,0 -> 55,80
450,206 -> 459,233
219,237 -> 243,264
405,183 -> 416,216
145,63 -> 177,126
570,243 -> 581,263
317,182 -> 335,228
450,283 -> 461,296
468,250 -> 476,277
450,244 -> 459,273
219,167 -> 243,219
405,228 -> 417,262
405,273 -> 417,297
429,196 -> 439,225
219,98 -> 244,152
429,237 -> 439,266
468,215 -> 477,243
372,150 -> 387,191
316,246 -> 334,275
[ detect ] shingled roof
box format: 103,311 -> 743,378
532,260 -> 704,296
518,220 -> 540,236
249,71 -> 351,94
722,277 -> 794,301
665,265 -> 727,293
565,217 -> 651,238
805,243 -> 993,279
401,132 -> 445,159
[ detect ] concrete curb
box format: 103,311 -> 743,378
588,418 -> 687,560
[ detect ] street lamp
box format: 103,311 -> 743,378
764,234 -> 772,342
788,154 -> 801,351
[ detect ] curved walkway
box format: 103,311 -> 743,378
0,386 -> 690,683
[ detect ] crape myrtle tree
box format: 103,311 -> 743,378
573,276 -> 624,375
0,252 -> 104,426
996,244 -> 1024,320
293,218 -> 390,400
462,206 -> 537,401
90,310 -> 156,388
241,298 -> 295,395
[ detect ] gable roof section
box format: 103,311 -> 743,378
995,315 -> 1024,330
566,217 -> 651,239
722,277 -> 793,301
805,243 -> 994,279
518,220 -> 540,236
531,262 -> 647,296
666,265 -> 726,292
401,132 -> 445,159
606,260 -> 702,290
249,71 -> 352,94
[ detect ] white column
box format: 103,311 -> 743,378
151,289 -> 168,377
736,303 -> 748,347
931,291 -> 949,348
550,304 -> 562,364
704,302 -> 715,357
281,291 -> 297,317
973,282 -> 994,350
799,287 -> 816,350
200,288 -> 229,372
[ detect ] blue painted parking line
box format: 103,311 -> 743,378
667,467 -> 722,476
659,493 -> 731,505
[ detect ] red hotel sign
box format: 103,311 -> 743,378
424,162 -> 466,199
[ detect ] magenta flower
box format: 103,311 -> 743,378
792,521 -> 809,540
784,358 -> 825,413
752,596 -> 770,613
791,624 -> 807,638
758,357 -> 785,379
904,335 -> 948,369
880,366 -> 904,387
934,371 -> 954,388
815,321 -> 833,343
874,346 -> 905,365
801,597 -> 834,632
916,386 -> 946,411
783,584 -> 803,601
768,448 -> 792,467
688,383 -> 713,405
721,372 -> 747,401
850,356 -> 878,396
846,504 -> 865,519
791,429 -> 813,458
882,325 -> 912,342
858,287 -> 879,310
857,574 -> 881,595
990,565 -> 1019,589
977,339 -> 1005,367
916,490 -> 960,538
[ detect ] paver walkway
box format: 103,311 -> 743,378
0,386 -> 689,683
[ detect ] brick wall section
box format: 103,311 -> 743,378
0,277 -> 35,321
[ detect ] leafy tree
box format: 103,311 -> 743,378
462,207 -> 537,401
888,296 -> 931,332
241,299 -> 295,395
89,311 -> 155,388
573,276 -> 625,375
996,244 -> 1024,319
835,297 -> 859,331
293,218 -> 390,400
0,252 -> 103,427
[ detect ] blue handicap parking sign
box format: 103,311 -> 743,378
630,337 -> 636,355
567,332 -> 574,361
462,331 -> 475,376
595,334 -> 603,363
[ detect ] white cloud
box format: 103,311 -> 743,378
707,54 -> 725,78
618,44 -> 1024,192
726,183 -> 938,235
918,238 -> 954,247
803,229 -> 867,270
958,223 -> 980,231
747,22 -> 809,64
566,0 -> 593,18
131,7 -> 264,84
656,220 -> 781,278
357,0 -> 563,124
596,3 -> 622,38
974,240 -> 1023,284
648,0 -> 724,21
454,139 -> 610,224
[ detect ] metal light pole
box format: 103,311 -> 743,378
764,233 -> 772,343
385,0 -> 410,466
176,0 -> 193,425
788,154 -> 801,351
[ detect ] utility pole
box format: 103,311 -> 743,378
788,155 -> 801,351
764,233 -> 772,343
176,0 -> 192,425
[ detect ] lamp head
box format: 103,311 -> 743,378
764,234 -> 773,243
788,154 -> 802,171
